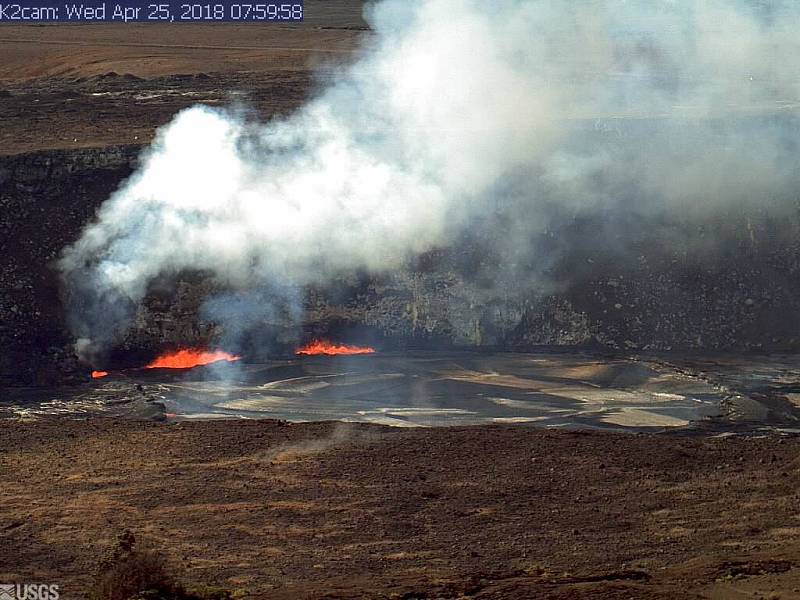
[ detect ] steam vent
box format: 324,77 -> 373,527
5,1 -> 800,599
4,142 -> 800,385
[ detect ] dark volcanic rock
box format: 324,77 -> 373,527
0,146 -> 138,385
3,146 -> 800,385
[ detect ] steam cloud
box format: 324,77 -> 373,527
60,0 -> 800,362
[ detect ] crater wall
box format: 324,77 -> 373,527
3,148 -> 800,385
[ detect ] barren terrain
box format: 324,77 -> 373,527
0,2 -> 368,154
3,420 -> 800,599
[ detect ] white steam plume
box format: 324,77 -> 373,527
60,0 -> 800,362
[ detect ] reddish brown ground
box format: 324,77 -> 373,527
2,419 -> 800,599
0,1 -> 369,155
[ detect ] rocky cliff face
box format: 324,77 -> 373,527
0,147 -> 138,384
3,147 -> 800,385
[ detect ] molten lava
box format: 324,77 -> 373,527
145,348 -> 241,369
91,370 -> 109,379
296,340 -> 376,356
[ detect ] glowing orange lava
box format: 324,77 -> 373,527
296,340 -> 376,356
145,348 -> 241,369
91,370 -> 109,379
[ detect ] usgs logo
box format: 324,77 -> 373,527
0,584 -> 59,600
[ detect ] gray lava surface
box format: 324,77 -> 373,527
4,351 -> 800,433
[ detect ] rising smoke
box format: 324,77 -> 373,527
60,0 -> 800,363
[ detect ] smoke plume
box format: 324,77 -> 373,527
60,0 -> 800,362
